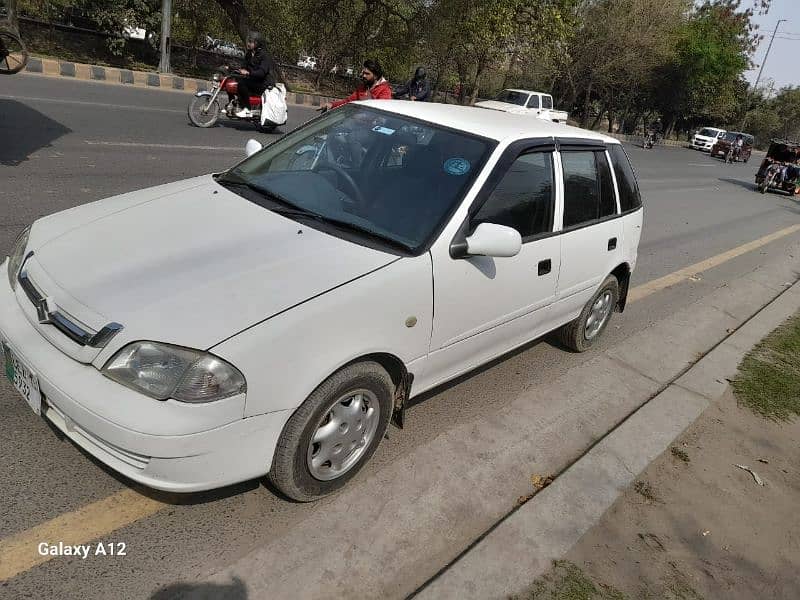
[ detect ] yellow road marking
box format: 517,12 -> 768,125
1,223 -> 800,582
0,489 -> 164,581
628,224 -> 800,303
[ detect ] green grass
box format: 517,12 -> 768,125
513,561 -> 626,600
732,313 -> 800,421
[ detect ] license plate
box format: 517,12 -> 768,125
2,342 -> 42,415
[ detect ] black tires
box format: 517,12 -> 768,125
269,361 -> 394,502
187,95 -> 220,128
558,275 -> 619,353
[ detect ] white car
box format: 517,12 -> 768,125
297,56 -> 317,70
476,89 -> 569,123
690,127 -> 726,151
1,101 -> 642,501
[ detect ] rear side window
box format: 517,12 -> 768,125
472,152 -> 554,239
542,95 -> 553,109
561,151 -> 617,228
608,144 -> 642,212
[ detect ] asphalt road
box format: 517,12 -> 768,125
1,74 -> 800,599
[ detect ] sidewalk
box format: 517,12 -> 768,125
20,56 -> 338,108
417,278 -> 800,599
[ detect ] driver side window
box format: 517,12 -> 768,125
526,95 -> 540,109
472,151 -> 554,240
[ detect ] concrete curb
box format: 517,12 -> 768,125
416,280 -> 800,599
21,56 -> 338,108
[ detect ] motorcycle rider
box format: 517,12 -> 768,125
393,66 -> 431,101
235,31 -> 277,118
321,59 -> 392,111
732,133 -> 744,161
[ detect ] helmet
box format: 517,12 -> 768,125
414,67 -> 427,80
246,31 -> 265,48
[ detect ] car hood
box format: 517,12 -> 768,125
474,100 -> 527,113
30,175 -> 398,356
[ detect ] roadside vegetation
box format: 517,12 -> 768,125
733,313 -> 800,421
4,0 -> 798,142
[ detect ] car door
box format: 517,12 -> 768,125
424,142 -> 562,388
551,141 -> 624,324
525,93 -> 540,116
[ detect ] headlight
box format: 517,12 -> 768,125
102,341 -> 246,403
7,225 -> 31,291
212,73 -> 220,82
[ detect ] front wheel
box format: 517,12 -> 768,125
0,30 -> 29,75
558,275 -> 619,352
188,95 -> 220,127
269,361 -> 394,502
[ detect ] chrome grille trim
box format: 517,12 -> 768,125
18,252 -> 123,349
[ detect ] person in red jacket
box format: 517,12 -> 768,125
322,59 -> 391,111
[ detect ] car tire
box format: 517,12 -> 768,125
269,361 -> 394,502
558,275 -> 619,353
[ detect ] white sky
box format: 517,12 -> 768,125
744,0 -> 800,91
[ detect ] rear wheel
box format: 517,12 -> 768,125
0,30 -> 28,75
188,95 -> 220,127
269,361 -> 394,502
558,275 -> 619,352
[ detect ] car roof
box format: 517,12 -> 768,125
504,89 -> 549,95
357,100 -> 617,145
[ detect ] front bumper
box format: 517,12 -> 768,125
0,258 -> 290,492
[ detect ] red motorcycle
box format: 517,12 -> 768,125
188,67 -> 286,132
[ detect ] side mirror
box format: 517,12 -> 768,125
245,139 -> 263,157
464,223 -> 522,258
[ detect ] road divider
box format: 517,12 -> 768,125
1,223 -> 800,583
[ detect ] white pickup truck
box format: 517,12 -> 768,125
475,89 -> 569,123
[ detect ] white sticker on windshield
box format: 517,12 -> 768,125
372,126 -> 395,135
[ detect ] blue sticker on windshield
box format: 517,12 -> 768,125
443,157 -> 470,176
372,126 -> 395,135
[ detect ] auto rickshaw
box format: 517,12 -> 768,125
755,139 -> 800,195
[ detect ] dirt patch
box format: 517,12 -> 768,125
520,389 -> 800,599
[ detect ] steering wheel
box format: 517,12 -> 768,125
312,161 -> 365,207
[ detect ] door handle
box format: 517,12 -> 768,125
538,259 -> 552,276
608,238 -> 617,251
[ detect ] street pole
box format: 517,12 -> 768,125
158,0 -> 172,74
753,19 -> 786,92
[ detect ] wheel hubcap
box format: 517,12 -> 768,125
585,290 -> 613,340
306,389 -> 379,481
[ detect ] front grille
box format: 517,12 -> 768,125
17,252 -> 122,349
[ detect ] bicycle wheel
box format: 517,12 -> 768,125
0,30 -> 29,75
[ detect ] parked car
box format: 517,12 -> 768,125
690,127 -> 726,152
710,131 -> 754,163
475,89 -> 569,123
1,102 -> 642,501
297,55 -> 318,69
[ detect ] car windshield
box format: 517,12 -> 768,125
495,90 -> 529,106
698,128 -> 720,137
218,105 -> 494,253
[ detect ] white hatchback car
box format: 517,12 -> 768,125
1,102 -> 642,501
690,127 -> 726,151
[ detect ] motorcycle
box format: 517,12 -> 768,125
724,145 -> 742,164
643,131 -> 658,149
188,67 -> 286,132
758,162 -> 782,194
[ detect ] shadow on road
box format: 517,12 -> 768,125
0,99 -> 72,166
718,177 -> 757,192
150,576 -> 248,600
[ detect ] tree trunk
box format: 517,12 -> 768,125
580,81 -> 594,128
5,0 -> 19,32
590,101 -> 606,131
607,108 -> 615,133
213,0 -> 250,44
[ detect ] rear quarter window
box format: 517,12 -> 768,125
608,144 -> 642,212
